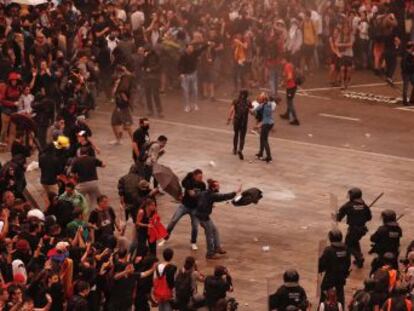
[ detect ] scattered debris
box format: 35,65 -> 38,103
209,161 -> 216,167
343,91 -> 401,105
365,133 -> 371,138
308,133 -> 313,138
262,246 -> 270,252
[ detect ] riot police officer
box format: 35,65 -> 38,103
269,269 -> 309,311
336,188 -> 372,268
319,229 -> 351,306
370,209 -> 402,260
369,210 -> 402,273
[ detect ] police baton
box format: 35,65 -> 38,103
368,192 -> 384,208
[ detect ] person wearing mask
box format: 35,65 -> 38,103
318,229 -> 351,306
252,93 -> 276,163
178,43 -> 209,112
227,90 -> 251,160
336,188 -> 372,268
269,269 -> 309,311
142,48 -> 163,117
195,179 -> 240,259
165,169 -> 206,250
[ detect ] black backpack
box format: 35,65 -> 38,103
175,270 -> 193,304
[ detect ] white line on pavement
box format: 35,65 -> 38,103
299,81 -> 402,92
319,113 -> 361,122
395,106 -> 414,112
93,110 -> 414,162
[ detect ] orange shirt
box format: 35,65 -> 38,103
283,62 -> 296,89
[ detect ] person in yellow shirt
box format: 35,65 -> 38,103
302,11 -> 317,71
232,33 -> 248,93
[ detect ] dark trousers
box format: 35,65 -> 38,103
345,227 -> 366,264
233,122 -> 247,152
286,87 -> 298,121
384,49 -> 397,79
259,124 -> 273,159
144,164 -> 158,188
402,72 -> 414,103
144,78 -> 162,114
136,231 -> 156,257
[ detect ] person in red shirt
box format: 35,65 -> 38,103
280,56 -> 300,126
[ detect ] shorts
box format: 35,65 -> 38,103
111,107 -> 133,127
339,56 -> 353,68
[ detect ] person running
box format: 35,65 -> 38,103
227,90 -> 251,160
280,56 -> 300,126
165,169 -> 206,250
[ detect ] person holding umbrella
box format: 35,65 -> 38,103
196,179 -> 241,259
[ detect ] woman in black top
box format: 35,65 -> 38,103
135,198 -> 156,256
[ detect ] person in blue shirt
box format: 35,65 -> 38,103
252,93 -> 276,163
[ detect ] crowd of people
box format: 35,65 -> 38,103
0,0 -> 412,310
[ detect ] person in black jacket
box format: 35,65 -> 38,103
204,265 -> 233,309
227,90 -> 251,160
269,269 -> 309,311
401,42 -> 414,106
165,169 -> 206,250
67,280 -> 90,311
336,188 -> 372,268
142,48 -> 163,117
195,179 -> 240,259
319,229 -> 351,306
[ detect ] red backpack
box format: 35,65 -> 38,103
153,264 -> 173,303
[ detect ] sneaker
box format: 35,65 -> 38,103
206,254 -> 221,260
385,77 -> 394,85
184,106 -> 191,112
193,104 -> 200,111
158,239 -> 167,247
238,151 -> 244,160
191,243 -> 198,251
280,113 -> 289,120
250,129 -> 259,136
261,157 -> 272,163
215,248 -> 227,255
255,153 -> 263,159
290,119 -> 300,126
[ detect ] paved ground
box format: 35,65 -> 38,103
5,69 -> 414,310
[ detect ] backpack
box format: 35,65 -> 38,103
350,290 -> 371,311
138,141 -> 155,162
373,267 -> 397,293
153,265 -> 173,303
385,297 -> 412,311
175,270 -> 193,304
321,301 -> 340,311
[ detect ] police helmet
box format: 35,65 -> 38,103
381,209 -> 397,223
283,269 -> 299,283
348,187 -> 362,201
328,229 -> 343,243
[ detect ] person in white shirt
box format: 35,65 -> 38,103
18,86 -> 34,115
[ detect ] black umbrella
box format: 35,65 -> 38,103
153,164 -> 182,200
231,187 -> 263,207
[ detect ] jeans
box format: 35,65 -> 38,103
144,78 -> 162,114
268,66 -> 280,97
233,122 -> 247,152
167,204 -> 199,243
402,72 -> 414,103
181,72 -> 198,109
199,218 -> 221,257
259,124 -> 273,159
286,87 -> 298,121
77,180 -> 101,209
233,63 -> 245,91
158,302 -> 173,311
